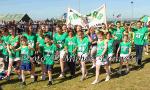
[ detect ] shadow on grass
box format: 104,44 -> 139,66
142,58 -> 150,66
0,78 -> 21,86
0,86 -> 3,90
110,58 -> 150,80
129,58 -> 150,71
1,58 -> 150,87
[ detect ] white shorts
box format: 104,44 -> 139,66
60,49 -> 66,59
120,54 -> 130,59
91,46 -> 97,53
14,58 -> 20,61
108,53 -> 113,58
96,57 -> 108,66
90,46 -> 97,59
9,58 -> 20,62
78,52 -> 88,61
9,58 -> 14,62
107,53 -> 113,61
0,61 -> 4,72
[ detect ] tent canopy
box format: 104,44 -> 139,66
0,14 -> 32,22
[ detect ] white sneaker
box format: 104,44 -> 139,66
84,71 -> 88,78
18,75 -> 21,80
58,74 -> 65,78
80,75 -> 85,81
109,70 -> 113,74
41,75 -> 46,80
91,80 -> 99,85
30,75 -> 34,79
145,52 -> 149,55
105,75 -> 110,81
90,65 -> 96,69
117,70 -> 122,75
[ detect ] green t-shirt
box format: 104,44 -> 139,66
65,36 -> 77,55
53,32 -> 68,51
2,35 -> 10,56
44,31 -> 53,39
2,35 -> 10,44
36,34 -> 45,53
112,27 -> 125,40
109,28 -> 115,35
20,46 -> 30,63
119,42 -> 131,54
8,36 -> 19,46
144,32 -> 150,43
96,40 -> 107,57
8,36 -> 20,58
36,34 -> 45,47
0,43 -> 4,57
43,44 -> 57,65
77,37 -> 90,53
107,39 -> 114,54
23,33 -> 36,56
132,27 -> 148,45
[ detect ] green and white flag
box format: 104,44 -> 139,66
86,4 -> 107,27
66,8 -> 87,27
140,15 -> 150,23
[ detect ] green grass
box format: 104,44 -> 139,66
0,55 -> 150,90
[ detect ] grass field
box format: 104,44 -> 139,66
0,54 -> 150,90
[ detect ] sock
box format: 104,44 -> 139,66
49,77 -> 52,81
22,74 -> 25,82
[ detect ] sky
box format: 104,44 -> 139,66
0,0 -> 150,20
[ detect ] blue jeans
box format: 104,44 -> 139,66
135,45 -> 144,65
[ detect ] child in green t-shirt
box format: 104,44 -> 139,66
77,31 -> 91,81
53,25 -> 68,78
91,31 -> 110,85
14,36 -> 37,86
6,29 -> 20,79
42,35 -> 57,86
0,39 -> 5,72
64,30 -> 77,78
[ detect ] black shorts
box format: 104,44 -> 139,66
13,60 -> 21,70
45,64 -> 53,71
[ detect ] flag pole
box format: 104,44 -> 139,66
78,0 -> 81,13
131,1 -> 134,20
104,4 -> 108,30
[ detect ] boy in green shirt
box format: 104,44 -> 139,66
14,36 -> 37,86
23,26 -> 37,79
131,21 -> 149,66
42,35 -> 57,86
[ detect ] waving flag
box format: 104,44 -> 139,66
86,4 -> 107,27
66,8 -> 87,27
140,15 -> 150,23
